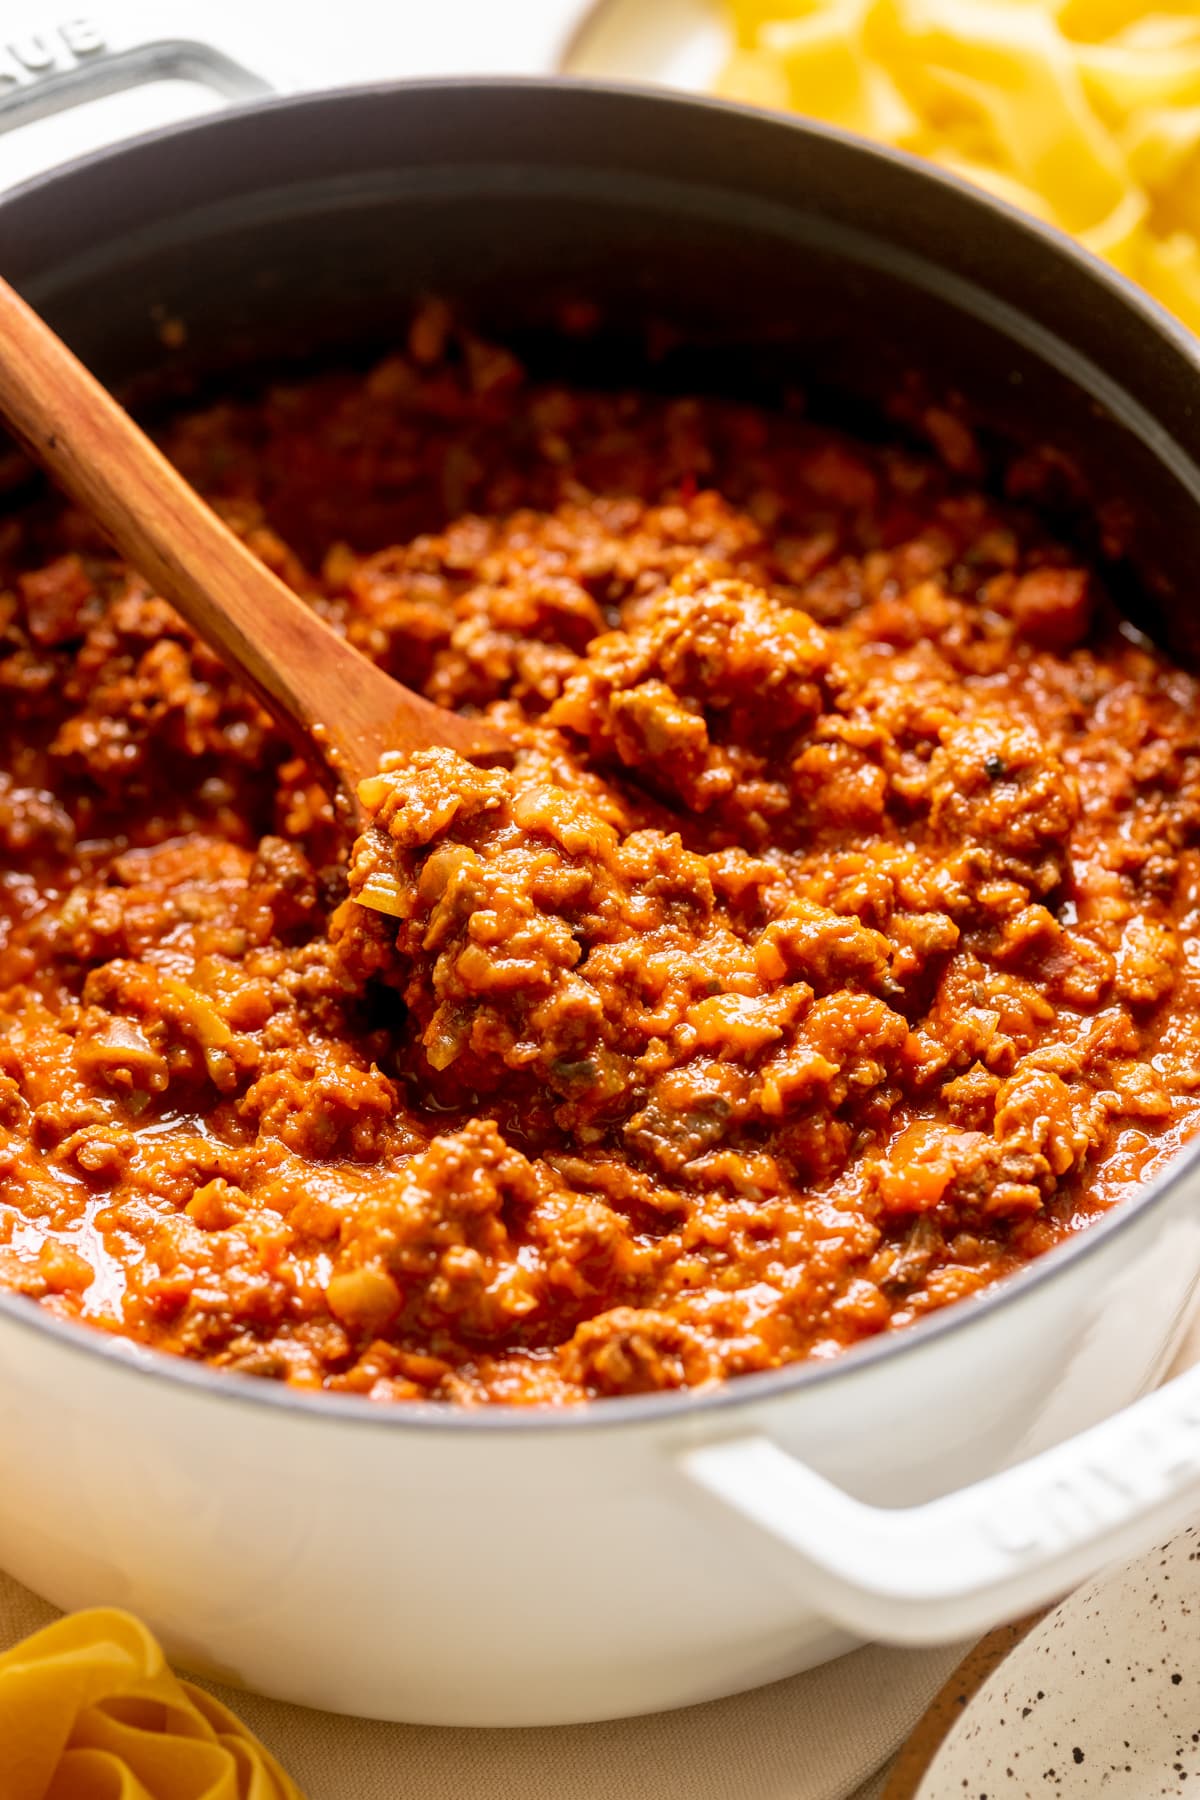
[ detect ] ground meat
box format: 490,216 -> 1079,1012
550,572 -> 842,834
2,310 -> 1200,1404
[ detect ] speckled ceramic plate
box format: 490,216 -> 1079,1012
887,1524 -> 1200,1799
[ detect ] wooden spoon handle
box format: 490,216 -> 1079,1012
0,275 -> 507,793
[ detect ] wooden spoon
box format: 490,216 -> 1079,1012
0,275 -> 510,819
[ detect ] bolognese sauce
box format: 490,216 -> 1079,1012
1,311 -> 1198,1404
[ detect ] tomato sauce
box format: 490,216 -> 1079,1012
2,309 -> 1198,1404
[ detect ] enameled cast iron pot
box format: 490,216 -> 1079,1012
8,65 -> 1200,1728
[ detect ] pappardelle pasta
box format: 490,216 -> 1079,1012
719,0 -> 1200,335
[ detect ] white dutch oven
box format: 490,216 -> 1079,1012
5,26 -> 1200,1728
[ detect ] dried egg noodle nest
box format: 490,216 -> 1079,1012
720,0 -> 1200,336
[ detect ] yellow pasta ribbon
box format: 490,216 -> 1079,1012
0,1608 -> 305,1800
718,0 -> 1200,336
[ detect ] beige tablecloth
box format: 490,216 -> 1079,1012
4,1316 -> 1197,1800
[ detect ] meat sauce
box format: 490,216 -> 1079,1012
2,310 -> 1199,1405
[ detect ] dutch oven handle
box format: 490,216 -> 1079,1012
0,13 -> 272,149
679,1359 -> 1200,1643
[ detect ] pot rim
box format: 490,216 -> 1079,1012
4,74 -> 1200,1435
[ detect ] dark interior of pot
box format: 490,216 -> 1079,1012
6,80 -> 1200,661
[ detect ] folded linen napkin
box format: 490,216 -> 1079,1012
0,1571 -> 962,1800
